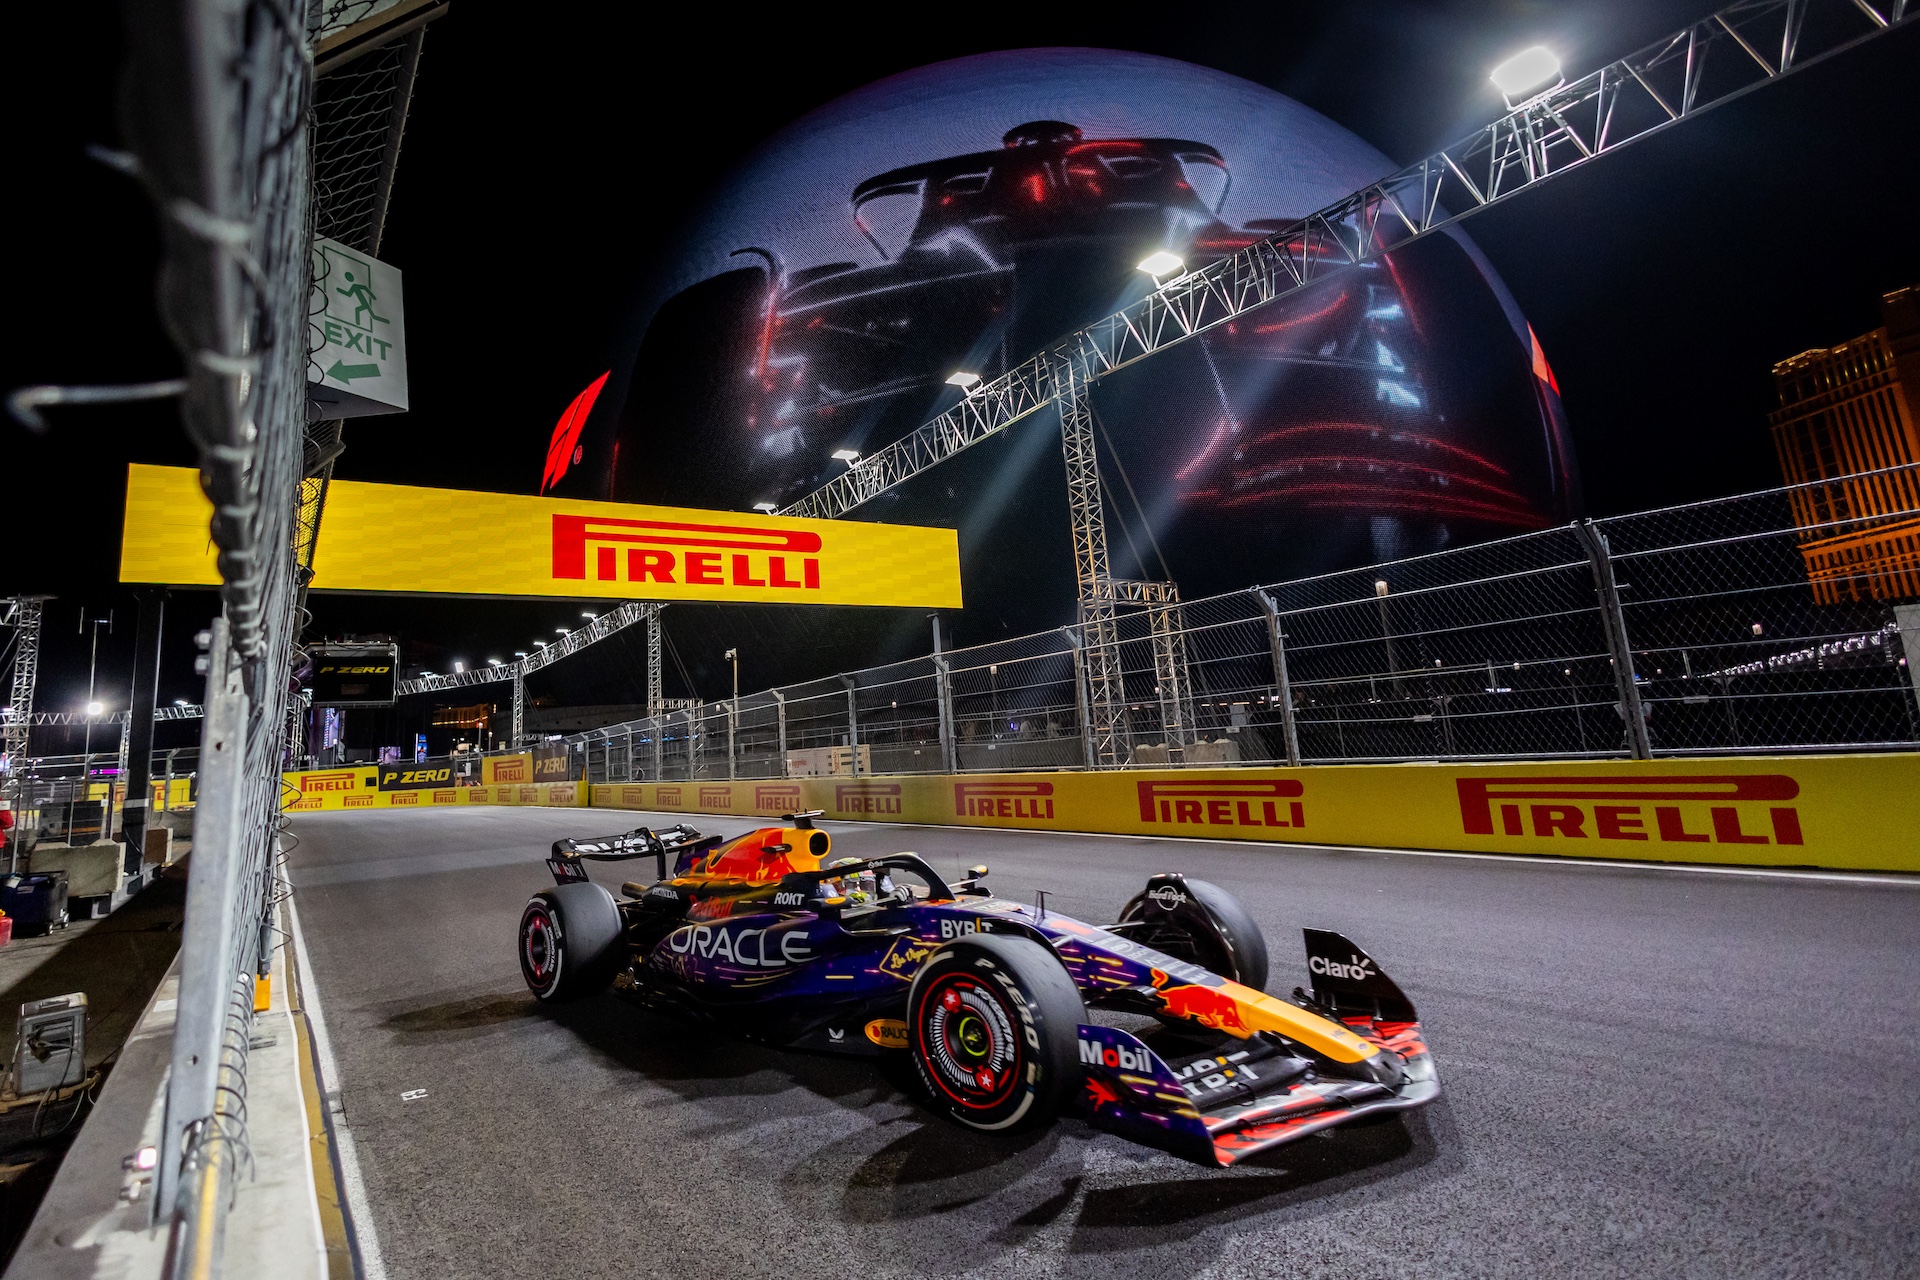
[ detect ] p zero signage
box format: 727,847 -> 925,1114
308,645 -> 398,706
120,464 -> 961,608
379,762 -> 455,791
531,744 -> 571,782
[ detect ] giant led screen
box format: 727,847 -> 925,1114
551,49 -> 1580,624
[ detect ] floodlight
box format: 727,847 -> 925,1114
752,501 -> 777,512
174,698 -> 189,706
488,657 -> 503,666
945,371 -> 981,390
581,611 -> 597,619
514,651 -> 529,658
536,641 -> 549,649
1136,251 -> 1184,279
1374,580 -> 1390,598
454,661 -> 465,673
1491,46 -> 1561,103
86,700 -> 104,716
556,628 -> 570,636
831,448 -> 861,464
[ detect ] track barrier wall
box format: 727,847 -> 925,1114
289,755 -> 1918,873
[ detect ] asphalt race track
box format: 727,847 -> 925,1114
286,807 -> 1920,1279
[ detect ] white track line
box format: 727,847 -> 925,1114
287,894 -> 389,1280
615,808 -> 1917,887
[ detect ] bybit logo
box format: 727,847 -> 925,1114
551,514 -> 823,590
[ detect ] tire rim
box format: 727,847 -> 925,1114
916,973 -> 1020,1110
521,904 -> 561,996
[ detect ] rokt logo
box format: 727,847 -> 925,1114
835,783 -> 902,815
954,781 -> 1054,820
1137,779 -> 1304,828
1455,774 -> 1803,845
551,514 -> 823,591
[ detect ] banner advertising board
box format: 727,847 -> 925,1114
120,464 -> 962,607
308,644 -> 399,705
531,743 -> 572,782
580,754 -> 1920,874
377,760 -> 457,791
483,753 -> 532,785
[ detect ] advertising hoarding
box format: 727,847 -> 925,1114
120,464 -> 961,607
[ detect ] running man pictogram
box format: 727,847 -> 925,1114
335,271 -> 388,329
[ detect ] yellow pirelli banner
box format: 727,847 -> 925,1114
282,767 -> 584,812
588,754 -> 1920,873
121,464 -> 961,607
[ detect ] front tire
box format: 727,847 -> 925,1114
519,882 -> 623,1002
1117,877 -> 1269,991
907,934 -> 1085,1133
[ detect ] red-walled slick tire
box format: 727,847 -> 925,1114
907,934 -> 1084,1133
519,882 -> 622,1003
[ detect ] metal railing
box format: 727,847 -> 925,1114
572,466 -> 1920,781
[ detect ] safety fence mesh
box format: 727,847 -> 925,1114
575,464 -> 1920,782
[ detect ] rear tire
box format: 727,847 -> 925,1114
1117,877 -> 1269,991
519,882 -> 623,1002
907,934 -> 1084,1133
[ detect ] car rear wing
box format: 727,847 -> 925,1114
548,824 -> 717,885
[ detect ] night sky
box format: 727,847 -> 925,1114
6,1 -> 1917,748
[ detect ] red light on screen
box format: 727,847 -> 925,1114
542,372 -> 609,494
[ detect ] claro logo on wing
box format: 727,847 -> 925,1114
1455,774 -> 1804,845
1137,779 -> 1304,829
552,515 -> 824,590
955,781 -> 1054,821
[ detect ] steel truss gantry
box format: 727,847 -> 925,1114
2,597 -> 49,769
777,0 -> 1910,765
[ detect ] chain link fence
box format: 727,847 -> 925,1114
116,0 -> 313,1269
573,465 -> 1920,782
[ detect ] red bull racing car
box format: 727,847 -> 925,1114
518,813 -> 1438,1167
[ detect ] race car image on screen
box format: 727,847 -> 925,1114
518,813 -> 1438,1168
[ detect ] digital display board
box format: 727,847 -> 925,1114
308,644 -> 399,706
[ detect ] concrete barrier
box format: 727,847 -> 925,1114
586,754 -> 1920,874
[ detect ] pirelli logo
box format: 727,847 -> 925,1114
347,794 -> 378,808
389,792 -> 417,806
433,790 -> 457,804
620,785 -> 647,807
547,784 -> 575,804
553,515 -> 823,590
657,786 -> 682,807
301,770 -> 359,793
1456,774 -> 1803,845
489,758 -> 528,783
836,782 -> 902,815
519,785 -> 539,803
955,781 -> 1054,820
1138,779 -> 1304,828
755,784 -> 802,812
698,785 -> 733,809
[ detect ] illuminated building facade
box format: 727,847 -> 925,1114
1769,284 -> 1920,604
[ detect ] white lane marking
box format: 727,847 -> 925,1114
400,1089 -> 428,1102
804,818 -> 1920,887
287,894 -> 389,1280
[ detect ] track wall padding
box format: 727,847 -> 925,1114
581,755 -> 1919,874
281,767 -> 585,811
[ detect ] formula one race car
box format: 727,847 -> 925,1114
517,814 -> 1438,1167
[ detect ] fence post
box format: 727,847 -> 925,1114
1251,590 -> 1302,766
1574,521 -> 1652,760
840,675 -> 860,775
771,689 -> 788,774
1060,627 -> 1095,769
158,620 -> 246,1221
727,701 -> 736,781
930,616 -> 956,774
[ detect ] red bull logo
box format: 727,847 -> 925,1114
551,514 -> 823,590
954,780 -> 1054,820
755,784 -> 802,812
835,782 -> 902,815
1455,774 -> 1803,845
698,785 -> 733,809
1137,779 -> 1303,829
1153,980 -> 1251,1035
